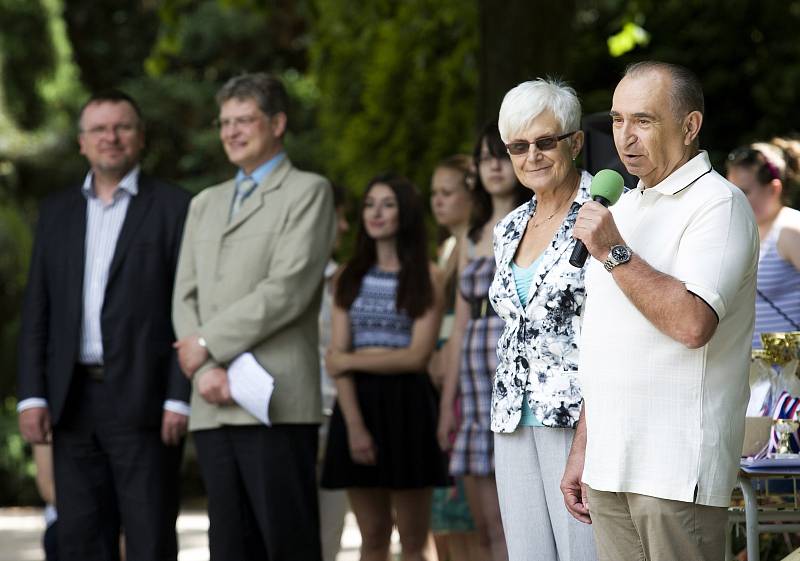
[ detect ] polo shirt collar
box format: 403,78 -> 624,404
81,165 -> 140,199
637,150 -> 712,196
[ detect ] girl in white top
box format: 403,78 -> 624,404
726,138 -> 800,345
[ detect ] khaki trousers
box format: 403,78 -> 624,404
587,487 -> 728,561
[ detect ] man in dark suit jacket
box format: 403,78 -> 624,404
17,90 -> 191,561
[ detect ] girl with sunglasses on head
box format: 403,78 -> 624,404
727,138 -> 800,345
436,122 -> 531,561
320,173 -> 448,561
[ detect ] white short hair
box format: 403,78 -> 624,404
498,78 -> 582,143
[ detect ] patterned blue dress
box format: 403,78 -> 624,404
321,267 -> 449,489
449,254 -> 504,476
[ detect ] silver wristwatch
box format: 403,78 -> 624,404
604,245 -> 633,271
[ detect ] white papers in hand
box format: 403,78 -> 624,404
227,353 -> 274,426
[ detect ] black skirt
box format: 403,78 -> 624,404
321,371 -> 449,489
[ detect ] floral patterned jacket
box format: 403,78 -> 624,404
489,170 -> 592,433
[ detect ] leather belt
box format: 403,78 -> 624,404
76,364 -> 105,382
470,297 -> 498,320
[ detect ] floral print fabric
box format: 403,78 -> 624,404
489,170 -> 593,433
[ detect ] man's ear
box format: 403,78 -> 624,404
683,111 -> 703,146
271,112 -> 288,138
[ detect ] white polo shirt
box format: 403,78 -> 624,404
580,151 -> 758,507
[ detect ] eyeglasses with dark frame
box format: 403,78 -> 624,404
505,131 -> 578,156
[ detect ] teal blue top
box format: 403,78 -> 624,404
512,257 -> 544,428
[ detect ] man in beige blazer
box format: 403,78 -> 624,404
172,73 -> 334,561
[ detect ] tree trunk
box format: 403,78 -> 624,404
477,0 -> 576,126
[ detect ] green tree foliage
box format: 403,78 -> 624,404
62,0 -> 160,91
0,201 -> 31,399
565,0 -> 800,172
121,0 -> 316,191
147,0 -> 311,78
476,0 -> 577,124
0,397 -> 38,506
309,0 -> 478,194
0,0 -> 78,420
637,0 -> 800,157
0,0 -> 57,130
0,201 -> 35,506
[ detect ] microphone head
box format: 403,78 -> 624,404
590,169 -> 625,205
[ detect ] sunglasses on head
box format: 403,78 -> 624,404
505,131 -> 577,156
727,146 -> 781,182
727,147 -> 761,165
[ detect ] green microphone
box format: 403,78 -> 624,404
569,169 -> 625,268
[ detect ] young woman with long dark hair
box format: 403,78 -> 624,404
321,173 -> 448,561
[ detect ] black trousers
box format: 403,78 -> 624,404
193,424 -> 322,561
52,372 -> 182,561
43,520 -> 58,561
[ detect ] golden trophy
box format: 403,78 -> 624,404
751,348 -> 771,362
786,331 -> 800,354
772,418 -> 800,458
761,332 -> 795,365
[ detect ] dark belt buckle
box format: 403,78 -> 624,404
84,365 -> 104,382
470,298 -> 495,320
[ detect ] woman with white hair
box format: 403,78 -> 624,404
488,78 -> 598,561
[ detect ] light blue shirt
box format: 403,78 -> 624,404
512,256 -> 544,428
233,152 -> 286,207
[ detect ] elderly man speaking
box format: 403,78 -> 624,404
561,61 -> 759,561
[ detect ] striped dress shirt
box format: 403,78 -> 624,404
79,167 -> 138,364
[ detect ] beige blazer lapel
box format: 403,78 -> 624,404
214,179 -> 236,228
196,180 -> 236,288
224,159 -> 292,235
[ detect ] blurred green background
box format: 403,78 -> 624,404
1,4 -> 800,556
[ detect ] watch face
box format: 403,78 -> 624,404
611,245 -> 630,262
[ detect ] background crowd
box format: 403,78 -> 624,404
10,58 -> 800,561
3,3 -> 800,561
